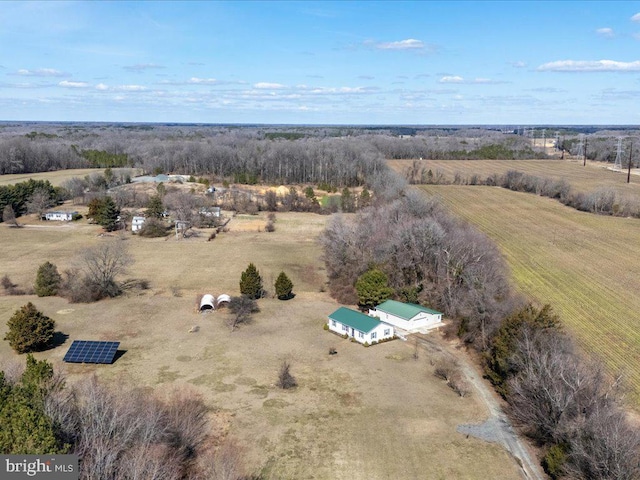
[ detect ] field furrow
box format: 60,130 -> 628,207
422,185 -> 640,405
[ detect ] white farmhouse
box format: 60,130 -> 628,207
369,300 -> 443,333
131,216 -> 146,232
43,211 -> 77,221
327,307 -> 394,345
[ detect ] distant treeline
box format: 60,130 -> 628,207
1,124 -> 639,187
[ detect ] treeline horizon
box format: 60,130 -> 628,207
2,123 -> 639,183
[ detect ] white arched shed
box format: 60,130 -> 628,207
199,294 -> 216,311
216,294 -> 231,308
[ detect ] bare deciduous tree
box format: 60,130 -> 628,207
2,204 -> 19,227
79,239 -> 133,299
26,187 -> 54,219
227,296 -> 259,331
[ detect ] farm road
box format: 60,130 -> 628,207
414,335 -> 545,480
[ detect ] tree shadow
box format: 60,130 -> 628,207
278,293 -> 296,301
50,332 -> 69,349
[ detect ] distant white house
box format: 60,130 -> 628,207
131,216 -> 146,232
199,206 -> 221,217
327,307 -> 394,345
43,211 -> 77,221
369,300 -> 443,333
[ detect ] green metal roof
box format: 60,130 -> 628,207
328,307 -> 381,333
375,300 -> 442,320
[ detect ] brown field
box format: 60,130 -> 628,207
389,158 -> 640,196
421,185 -> 640,407
0,169 -> 111,186
0,206 -> 519,478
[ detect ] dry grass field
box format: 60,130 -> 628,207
0,169 -> 107,186
421,185 -> 640,407
389,158 -> 640,196
0,206 -> 519,478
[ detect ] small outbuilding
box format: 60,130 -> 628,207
216,294 -> 231,308
131,216 -> 146,232
369,300 -> 442,332
327,307 -> 394,345
199,294 -> 216,311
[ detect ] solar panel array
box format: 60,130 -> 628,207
63,340 -> 120,364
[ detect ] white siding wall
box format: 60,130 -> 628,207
327,320 -> 394,344
369,309 -> 441,331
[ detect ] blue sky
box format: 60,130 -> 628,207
1,1 -> 639,124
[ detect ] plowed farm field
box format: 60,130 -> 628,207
421,185 -> 640,406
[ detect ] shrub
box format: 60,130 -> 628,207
276,361 -> 297,389
363,341 -> 370,347
138,217 -> 170,237
323,323 -> 329,331
1,275 -> 26,295
542,444 -> 567,479
34,261 -> 62,297
4,303 -> 56,353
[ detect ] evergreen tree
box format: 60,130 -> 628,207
355,268 -> 394,310
485,304 -> 561,396
145,194 -> 165,218
275,271 -> 294,300
0,355 -> 66,454
239,263 -> 263,299
359,187 -> 371,208
88,197 -> 120,231
340,187 -> 355,213
34,261 -> 61,297
4,303 -> 56,354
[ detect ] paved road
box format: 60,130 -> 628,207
414,335 -> 545,480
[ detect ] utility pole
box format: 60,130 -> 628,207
628,142 -> 634,184
583,137 -> 588,167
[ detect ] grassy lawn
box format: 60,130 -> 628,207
422,185 -> 640,407
0,209 -> 519,479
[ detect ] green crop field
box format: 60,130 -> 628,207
421,185 -> 640,406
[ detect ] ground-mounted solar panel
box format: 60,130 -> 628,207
63,340 -> 120,364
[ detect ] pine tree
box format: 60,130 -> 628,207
275,271 -> 294,300
34,261 -> 61,297
88,197 -> 120,231
355,268 -> 394,310
4,303 -> 56,354
145,194 -> 165,219
239,263 -> 263,299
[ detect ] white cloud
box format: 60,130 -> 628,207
187,77 -> 217,85
58,80 -> 89,88
253,82 -> 286,89
596,27 -> 614,37
537,59 -> 640,72
95,83 -> 109,90
15,68 -> 67,77
116,84 -> 146,91
375,39 -> 425,50
509,61 -> 527,68
631,13 -> 640,22
439,75 -> 464,83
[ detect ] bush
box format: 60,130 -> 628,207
138,217 -> 170,237
1,275 -> 26,295
4,302 -> 56,353
34,261 -> 61,297
323,323 -> 329,331
542,444 -> 567,479
277,361 -> 297,389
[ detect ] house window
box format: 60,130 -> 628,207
384,329 -> 390,336
331,320 -> 336,327
371,332 -> 377,340
342,324 -> 348,332
358,331 -> 364,339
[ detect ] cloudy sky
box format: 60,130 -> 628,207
1,1 -> 640,124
